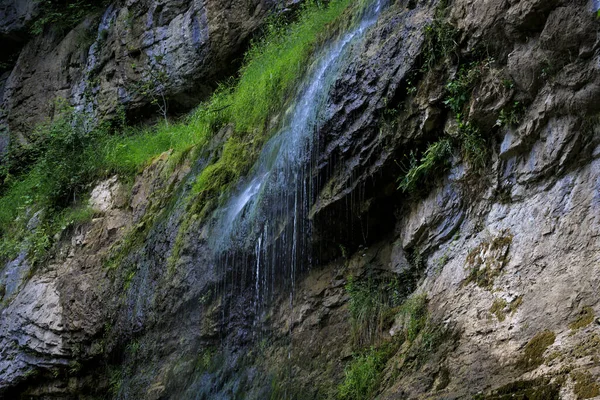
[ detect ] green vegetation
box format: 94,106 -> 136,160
395,294 -> 428,342
1,0 -> 360,268
496,101 -> 525,128
421,0 -> 458,71
338,293 -> 450,399
569,306 -> 595,331
397,139 -> 452,193
397,60 -> 490,194
443,62 -> 483,115
572,370 -> 600,399
338,344 -> 396,400
517,330 -> 556,371
190,0 -> 357,198
345,274 -> 405,346
108,366 -> 123,397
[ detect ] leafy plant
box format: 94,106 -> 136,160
444,62 -> 483,115
495,101 -> 524,128
421,1 -> 458,72
457,120 -> 487,170
397,138 -> 452,193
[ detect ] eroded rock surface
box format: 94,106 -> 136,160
1,0 -> 600,399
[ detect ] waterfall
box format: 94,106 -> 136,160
209,0 -> 385,332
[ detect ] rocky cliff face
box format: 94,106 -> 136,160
1,0 -> 600,399
0,0 -> 282,145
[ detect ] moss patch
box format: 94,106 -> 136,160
464,234 -> 513,289
489,296 -> 522,322
517,330 -> 556,371
475,377 -> 560,400
572,371 -> 600,399
490,299 -> 507,322
569,306 -> 595,331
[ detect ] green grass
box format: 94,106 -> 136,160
338,343 -> 398,400
191,0 -> 357,197
0,0 -> 360,268
397,139 -> 452,193
345,274 -> 406,347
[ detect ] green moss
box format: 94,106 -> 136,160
573,371 -> 600,399
490,299 -> 507,322
517,330 -> 556,371
490,296 -> 522,322
464,234 -> 512,289
573,334 -> 600,359
569,306 -> 595,331
509,296 -> 523,314
476,377 -> 560,400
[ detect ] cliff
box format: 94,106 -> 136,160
1,0 -> 599,399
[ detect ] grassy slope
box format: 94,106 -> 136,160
0,0 -> 356,262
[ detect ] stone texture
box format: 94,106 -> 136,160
0,0 -> 280,142
2,0 -> 600,399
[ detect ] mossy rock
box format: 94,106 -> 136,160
572,371 -> 600,399
475,377 -> 560,400
464,233 -> 512,289
490,299 -> 507,322
569,306 -> 595,331
517,330 -> 556,371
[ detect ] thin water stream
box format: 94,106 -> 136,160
209,0 -> 385,334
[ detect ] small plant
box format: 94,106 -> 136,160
421,2 -> 458,72
345,273 -> 406,347
395,294 -> 428,342
457,120 -> 487,170
444,62 -> 484,115
496,101 -> 524,128
108,366 -> 122,397
338,344 -> 396,400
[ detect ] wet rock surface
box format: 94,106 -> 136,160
1,0 -> 600,399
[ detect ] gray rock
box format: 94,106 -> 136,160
1,0 -> 280,142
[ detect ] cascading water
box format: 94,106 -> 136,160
210,0 -> 386,334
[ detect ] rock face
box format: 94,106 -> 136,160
0,0 -> 279,142
1,0 -> 600,399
